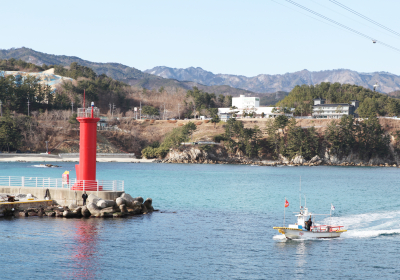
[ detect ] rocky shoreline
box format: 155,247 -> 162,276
157,146 -> 400,167
3,193 -> 156,218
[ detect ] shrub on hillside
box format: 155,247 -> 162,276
213,134 -> 228,143
141,122 -> 197,158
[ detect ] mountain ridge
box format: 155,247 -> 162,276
145,66 -> 400,94
0,47 -> 262,98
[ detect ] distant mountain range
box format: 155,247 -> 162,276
2,47 -> 398,106
0,48 -> 256,97
145,66 -> 400,94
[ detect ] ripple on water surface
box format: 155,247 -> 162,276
0,163 -> 400,279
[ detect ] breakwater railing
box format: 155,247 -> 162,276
0,176 -> 124,192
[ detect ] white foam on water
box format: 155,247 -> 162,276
32,164 -> 47,168
321,210 -> 400,239
273,234 -> 286,240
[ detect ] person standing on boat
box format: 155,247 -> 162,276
307,216 -> 313,231
82,191 -> 88,206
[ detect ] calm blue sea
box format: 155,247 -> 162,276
1,162 -> 399,279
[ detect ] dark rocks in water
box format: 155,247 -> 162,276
100,207 -> 114,213
63,210 -> 72,218
81,206 -> 91,218
12,192 -> 155,219
141,204 -> 148,214
113,212 -> 124,218
55,210 -> 63,217
119,204 -> 127,213
127,201 -> 142,215
73,207 -> 82,218
19,211 -> 28,217
45,164 -> 61,168
100,212 -> 114,218
133,197 -> 144,204
46,211 -> 55,217
63,209 -> 82,218
99,207 -> 115,217
143,198 -> 154,213
87,203 -> 101,217
37,208 -> 45,217
117,194 -> 144,208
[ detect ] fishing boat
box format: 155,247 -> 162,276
273,202 -> 347,239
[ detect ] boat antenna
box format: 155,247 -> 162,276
284,197 -> 286,227
299,176 -> 301,210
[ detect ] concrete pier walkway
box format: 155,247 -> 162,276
0,186 -> 124,206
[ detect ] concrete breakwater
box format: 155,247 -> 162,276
1,193 -> 155,218
0,186 -> 123,206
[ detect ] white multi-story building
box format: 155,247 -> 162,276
218,95 -> 293,121
312,98 -> 359,119
232,95 -> 260,109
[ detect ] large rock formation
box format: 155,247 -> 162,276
87,203 -> 102,217
163,146 -> 231,164
88,194 -> 100,204
81,206 -> 91,218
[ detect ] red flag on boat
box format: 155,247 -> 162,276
285,199 -> 289,207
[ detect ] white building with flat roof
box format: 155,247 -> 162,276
312,98 -> 359,119
218,96 -> 293,121
232,95 -> 260,109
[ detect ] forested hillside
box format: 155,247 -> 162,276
277,83 -> 400,117
0,47 -> 151,80
0,58 -> 51,72
0,48 -> 263,97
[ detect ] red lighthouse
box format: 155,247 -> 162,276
72,102 -> 101,191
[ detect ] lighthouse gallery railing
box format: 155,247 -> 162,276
0,176 -> 124,192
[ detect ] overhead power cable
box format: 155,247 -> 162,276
271,0 -> 356,36
284,0 -> 372,40
329,0 -> 400,38
283,0 -> 400,53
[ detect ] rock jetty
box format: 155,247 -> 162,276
11,193 -> 155,218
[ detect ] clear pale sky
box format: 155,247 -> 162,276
2,0 -> 399,77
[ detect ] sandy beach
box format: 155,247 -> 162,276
0,154 -> 155,163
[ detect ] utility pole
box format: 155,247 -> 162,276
164,103 -> 166,120
109,103 -> 112,115
178,104 -> 181,120
139,101 -> 142,120
71,101 -> 74,114
112,104 -> 116,117
0,100 -> 2,117
27,98 -> 30,116
193,104 -> 196,120
45,141 -> 49,154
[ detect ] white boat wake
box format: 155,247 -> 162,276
274,210 -> 400,240
32,164 -> 47,168
322,210 -> 400,239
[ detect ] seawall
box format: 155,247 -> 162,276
0,200 -> 53,213
0,186 -> 124,206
